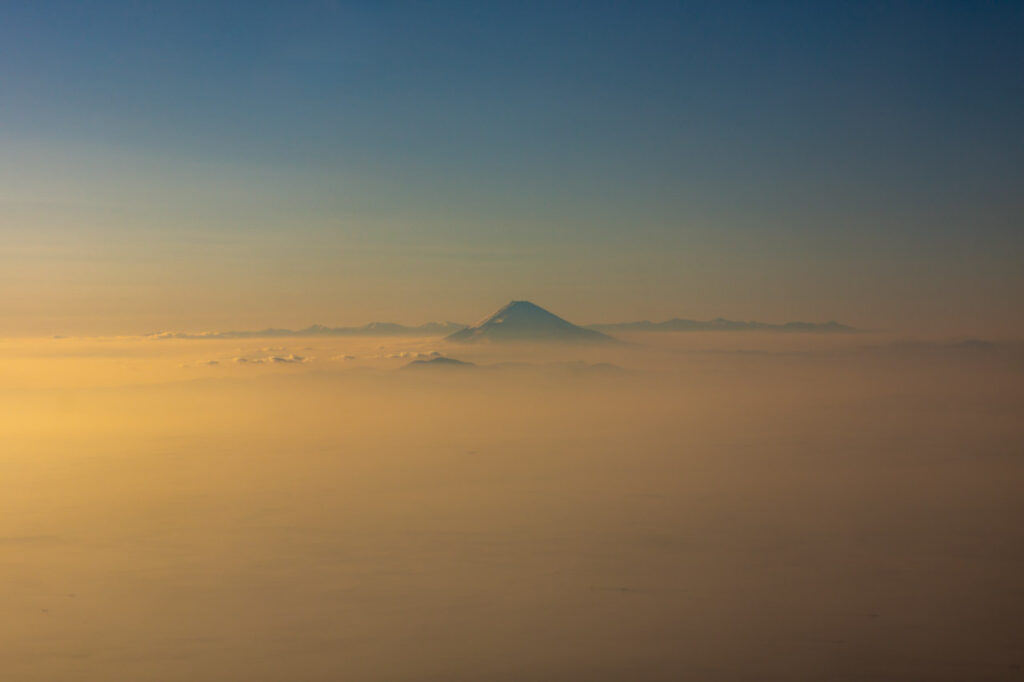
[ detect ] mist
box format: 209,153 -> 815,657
2,332 -> 1022,681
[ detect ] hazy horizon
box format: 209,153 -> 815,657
0,296 -> 1002,342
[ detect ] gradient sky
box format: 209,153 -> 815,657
2,1 -> 1022,336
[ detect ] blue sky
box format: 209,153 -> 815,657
2,1 -> 1022,335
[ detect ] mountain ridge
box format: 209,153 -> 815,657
149,321 -> 466,340
588,318 -> 857,333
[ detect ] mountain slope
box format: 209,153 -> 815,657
446,301 -> 614,344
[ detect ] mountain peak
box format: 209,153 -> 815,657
447,301 -> 613,344
477,300 -> 564,324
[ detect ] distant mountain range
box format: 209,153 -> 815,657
445,300 -> 613,344
587,318 -> 856,333
148,303 -> 855,340
148,321 -> 466,340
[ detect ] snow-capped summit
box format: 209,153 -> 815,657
445,300 -> 613,343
